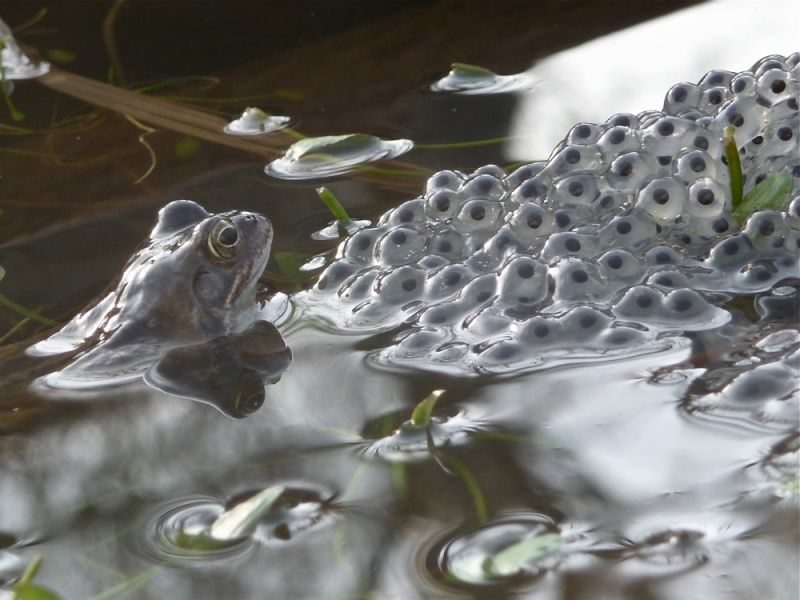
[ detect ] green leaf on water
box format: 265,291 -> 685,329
273,250 -> 313,283
732,171 -> 793,225
209,484 -> 285,540
286,134 -> 375,162
482,533 -> 563,578
450,63 -> 497,79
0,39 -> 25,122
12,582 -> 62,600
45,48 -> 77,63
410,389 -> 445,427
174,135 -> 201,158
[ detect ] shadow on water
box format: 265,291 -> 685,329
0,1 -> 798,599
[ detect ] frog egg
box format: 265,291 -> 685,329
661,288 -> 728,328
457,273 -> 499,309
386,199 -> 427,227
636,177 -> 688,220
751,55 -> 789,77
452,199 -> 504,234
426,264 -> 473,300
472,164 -> 508,179
541,231 -> 599,262
697,86 -> 732,116
686,178 -> 729,218
698,69 -> 735,91
507,202 -> 554,246
337,267 -> 379,302
644,246 -> 686,268
663,82 -> 702,115
598,211 -> 659,249
597,126 -> 642,157
548,145 -> 605,176
497,256 -> 548,310
344,227 -> 384,264
559,306 -> 611,341
730,72 -> 755,97
605,151 -> 655,192
786,196 -> 800,229
460,173 -> 507,201
430,229 -> 465,260
376,227 -> 427,265
595,191 -> 631,218
646,270 -> 691,290
566,122 -> 605,145
598,324 -> 650,348
736,259 -> 782,289
418,254 -> 449,270
505,162 -> 546,188
316,259 -> 359,292
553,206 -> 593,231
375,265 -> 427,305
598,249 -> 646,282
394,327 -> 449,358
426,170 -> 464,194
642,116 -> 696,157
787,52 -> 800,68
548,173 -> 601,208
743,211 -> 791,253
714,97 -> 769,140
707,234 -> 757,270
755,67 -> 795,105
551,257 -> 608,302
675,149 -> 718,183
463,308 -> 514,338
510,175 -> 550,204
605,113 -> 640,130
764,117 -> 798,156
612,285 -> 664,320
425,189 -> 460,221
482,226 -> 521,259
687,214 -> 738,240
517,315 -> 563,345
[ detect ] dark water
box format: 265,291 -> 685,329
0,2 -> 798,599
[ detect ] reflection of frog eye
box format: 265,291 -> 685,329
208,220 -> 240,259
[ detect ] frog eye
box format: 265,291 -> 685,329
208,220 -> 240,258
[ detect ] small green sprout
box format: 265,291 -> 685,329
316,186 -> 356,234
409,389 -> 445,428
12,555 -> 62,600
448,62 -> 497,79
481,533 -> 563,579
723,126 -> 743,210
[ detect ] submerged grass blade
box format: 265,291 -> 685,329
0,293 -> 58,326
732,171 -> 793,224
445,456 -> 487,524
723,126 -> 743,210
12,583 -> 61,600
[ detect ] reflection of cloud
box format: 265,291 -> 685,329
507,0 -> 800,161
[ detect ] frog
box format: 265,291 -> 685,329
28,199 -> 277,386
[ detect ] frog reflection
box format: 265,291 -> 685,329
28,200 -> 291,412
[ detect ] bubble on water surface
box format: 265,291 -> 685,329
223,107 -> 291,135
265,134 -> 413,180
430,63 -> 532,94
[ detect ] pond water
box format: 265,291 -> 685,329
0,1 -> 798,599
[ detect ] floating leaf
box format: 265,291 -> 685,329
449,62 -> 497,79
208,484 -> 284,540
410,389 -> 445,428
266,134 -> 412,180
732,171 -> 793,224
482,533 -> 563,578
223,107 -> 290,136
431,62 -> 530,94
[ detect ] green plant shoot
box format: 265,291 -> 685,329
723,126 -> 743,210
316,186 -> 354,229
732,171 -> 793,224
410,389 -> 445,427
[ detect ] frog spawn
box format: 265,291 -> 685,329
298,54 -> 800,374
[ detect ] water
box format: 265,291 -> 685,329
0,1 -> 798,599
